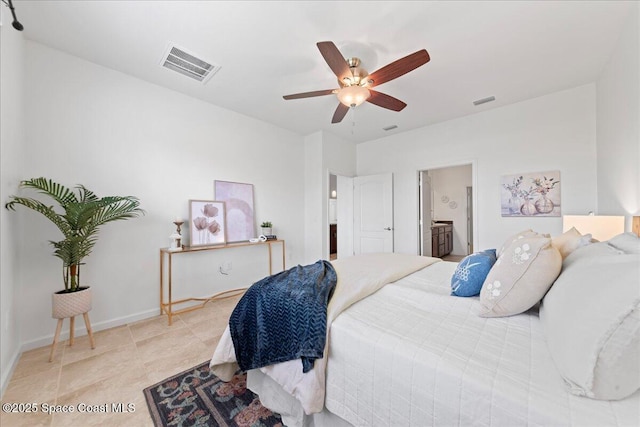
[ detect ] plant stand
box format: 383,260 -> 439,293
49,287 -> 95,362
49,312 -> 95,362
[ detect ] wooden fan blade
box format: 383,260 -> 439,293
367,49 -> 430,87
367,90 -> 407,111
317,41 -> 352,83
332,103 -> 350,123
283,89 -> 336,100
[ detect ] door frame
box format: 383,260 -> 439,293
418,170 -> 433,256
326,170 -> 355,260
416,159 -> 478,256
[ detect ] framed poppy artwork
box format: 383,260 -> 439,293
189,200 -> 226,247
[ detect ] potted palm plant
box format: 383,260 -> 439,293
5,177 -> 145,320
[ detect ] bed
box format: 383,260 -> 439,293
210,231 -> 640,427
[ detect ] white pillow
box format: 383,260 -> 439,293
551,226 -> 592,259
479,235 -> 561,317
608,232 -> 640,254
540,251 -> 640,400
561,241 -> 623,271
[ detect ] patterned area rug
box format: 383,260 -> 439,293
144,361 -> 283,426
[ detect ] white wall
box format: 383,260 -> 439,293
0,25 -> 26,395
357,84 -> 598,254
15,41 -> 306,350
596,3 -> 639,223
304,132 -> 324,262
431,164 -> 472,255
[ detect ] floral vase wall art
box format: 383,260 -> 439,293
501,171 -> 561,217
189,200 -> 227,247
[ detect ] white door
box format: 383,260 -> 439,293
353,173 -> 393,254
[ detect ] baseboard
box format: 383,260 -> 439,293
19,307 -> 161,352
0,348 -> 21,399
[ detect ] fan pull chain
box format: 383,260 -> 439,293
351,106 -> 357,134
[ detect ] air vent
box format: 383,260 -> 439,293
383,125 -> 398,131
473,96 -> 496,106
160,44 -> 220,83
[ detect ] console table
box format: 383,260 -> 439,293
159,239 -> 285,325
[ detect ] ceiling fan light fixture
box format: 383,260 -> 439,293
285,42 -> 430,123
337,85 -> 370,107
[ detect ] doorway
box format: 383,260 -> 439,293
328,172 -> 393,260
328,173 -> 355,260
329,174 -> 338,260
418,164 -> 473,259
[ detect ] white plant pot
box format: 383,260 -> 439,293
52,287 -> 92,319
261,227 -> 272,236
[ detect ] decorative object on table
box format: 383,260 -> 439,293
173,217 -> 184,235
214,180 -> 255,242
189,200 -> 226,247
144,362 -> 282,427
501,171 -> 561,217
168,217 -> 184,251
5,177 -> 144,361
260,221 -> 273,236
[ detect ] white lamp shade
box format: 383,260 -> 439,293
562,215 -> 625,242
337,86 -> 370,107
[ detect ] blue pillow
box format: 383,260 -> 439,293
451,249 -> 497,297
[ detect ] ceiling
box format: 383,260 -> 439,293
12,1 -> 634,143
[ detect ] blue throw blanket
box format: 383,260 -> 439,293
229,260 -> 337,373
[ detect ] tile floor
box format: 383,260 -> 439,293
0,294 -> 242,427
1,255 -> 462,426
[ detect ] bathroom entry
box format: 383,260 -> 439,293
418,164 -> 473,259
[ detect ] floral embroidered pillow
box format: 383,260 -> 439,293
479,236 -> 561,317
451,249 -> 497,297
497,229 -> 541,257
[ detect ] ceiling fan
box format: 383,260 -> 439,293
283,41 -> 430,124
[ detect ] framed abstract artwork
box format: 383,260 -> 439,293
214,180 -> 255,242
501,170 -> 561,217
189,200 -> 226,247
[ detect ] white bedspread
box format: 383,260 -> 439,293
210,253 -> 440,414
324,261 -> 640,427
